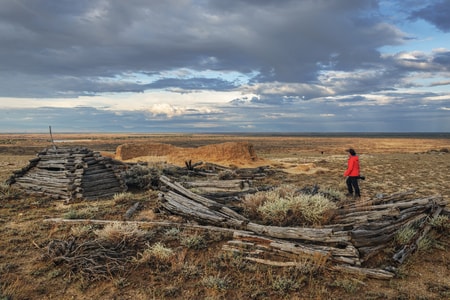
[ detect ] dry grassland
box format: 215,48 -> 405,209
0,133 -> 449,299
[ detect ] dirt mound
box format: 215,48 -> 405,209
116,143 -> 177,161
115,141 -> 264,167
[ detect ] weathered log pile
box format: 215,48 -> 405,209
158,176 -> 448,279
166,162 -> 273,203
7,147 -> 127,201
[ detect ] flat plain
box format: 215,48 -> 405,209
0,133 -> 449,299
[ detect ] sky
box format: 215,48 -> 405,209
0,0 -> 449,133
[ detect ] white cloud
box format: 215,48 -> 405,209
147,103 -> 186,118
146,103 -> 222,118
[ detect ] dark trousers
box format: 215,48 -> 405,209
346,176 -> 360,197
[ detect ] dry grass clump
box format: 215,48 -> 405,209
0,182 -> 21,200
243,184 -> 337,226
94,222 -> 148,243
64,206 -> 99,219
181,232 -> 207,250
429,215 -> 450,231
112,192 -> 135,203
394,226 -> 416,245
134,242 -> 174,265
201,274 -> 231,292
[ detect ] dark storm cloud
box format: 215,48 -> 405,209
409,0 -> 450,32
0,0 -> 407,98
432,51 -> 450,67
0,0 -> 449,133
339,95 -> 368,103
146,78 -> 239,91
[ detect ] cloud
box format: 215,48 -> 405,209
0,0 -> 408,98
146,103 -> 221,118
0,1 -> 449,132
410,0 -> 450,32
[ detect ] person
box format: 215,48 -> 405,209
344,148 -> 361,198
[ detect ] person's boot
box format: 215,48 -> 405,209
345,193 -> 353,198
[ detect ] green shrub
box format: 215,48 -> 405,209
181,233 -> 207,250
417,236 -> 433,252
0,182 -> 21,200
246,184 -> 337,226
123,164 -> 157,190
134,242 -> 174,264
271,276 -> 302,294
330,278 -> 362,294
429,215 -> 450,231
395,226 -> 416,245
201,274 -> 230,291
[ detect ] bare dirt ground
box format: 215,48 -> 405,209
0,133 -> 449,299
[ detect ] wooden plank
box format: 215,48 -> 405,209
331,265 -> 395,280
245,222 -> 350,243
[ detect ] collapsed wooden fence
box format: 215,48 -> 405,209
158,176 -> 448,279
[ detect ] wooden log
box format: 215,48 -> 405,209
81,180 -> 121,190
223,233 -> 333,264
161,191 -> 246,228
13,182 -> 70,197
201,186 -> 272,201
358,244 -> 390,263
14,175 -> 70,185
83,158 -> 99,165
81,175 -> 119,186
36,163 -> 66,170
364,207 -> 428,227
332,207 -> 401,225
19,170 -> 69,179
442,208 -> 450,217
245,222 -> 350,243
352,212 -> 429,238
337,195 -> 444,215
160,192 -> 233,226
124,202 -> 141,220
350,206 -> 431,231
351,213 -> 428,247
83,187 -> 124,197
331,265 -> 395,280
393,206 -> 444,264
13,180 -> 71,191
83,167 -> 116,175
352,189 -> 416,207
268,240 -> 359,265
184,180 -> 250,189
160,175 -> 247,221
43,217 -> 251,236
82,170 -> 118,178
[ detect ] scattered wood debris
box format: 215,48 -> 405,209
158,175 -> 448,279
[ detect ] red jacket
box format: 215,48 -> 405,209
344,155 -> 360,177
